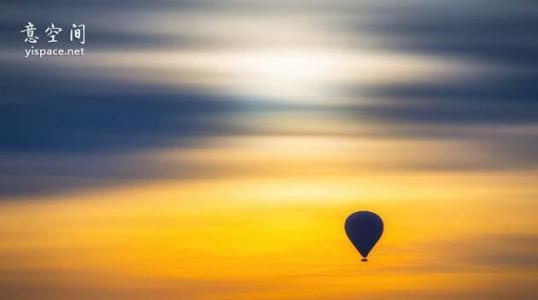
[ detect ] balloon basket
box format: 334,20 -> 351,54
361,258 -> 368,262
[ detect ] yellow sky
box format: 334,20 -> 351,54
1,135 -> 537,300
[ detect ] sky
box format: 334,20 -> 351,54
1,0 -> 537,299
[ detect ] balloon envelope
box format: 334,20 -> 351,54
345,211 -> 383,261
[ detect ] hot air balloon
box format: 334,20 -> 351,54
345,211 -> 383,262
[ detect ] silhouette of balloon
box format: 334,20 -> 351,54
345,211 -> 384,262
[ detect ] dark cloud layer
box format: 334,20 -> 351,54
348,0 -> 538,126
1,87 -> 242,153
1,0 -> 537,198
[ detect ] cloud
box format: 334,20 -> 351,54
355,0 -> 538,65
1,0 -> 537,198
0,269 -> 272,300
383,233 -> 538,274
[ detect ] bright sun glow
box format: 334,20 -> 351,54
231,48 -> 344,102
